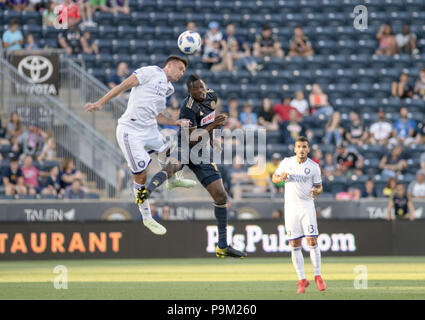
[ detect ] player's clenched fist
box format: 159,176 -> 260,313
213,114 -> 228,127
84,102 -> 103,112
176,119 -> 192,127
272,172 -> 290,184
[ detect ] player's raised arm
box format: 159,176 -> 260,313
84,74 -> 139,112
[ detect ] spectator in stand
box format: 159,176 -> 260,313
2,19 -> 24,55
37,132 -> 56,163
389,106 -> 416,146
414,118 -> 425,145
21,155 -> 45,195
80,30 -> 98,54
42,2 -> 58,27
161,205 -> 171,220
324,111 -> 344,146
60,158 -> 83,191
229,155 -> 250,200
368,108 -> 393,146
77,0 -> 95,27
311,149 -> 323,166
12,122 -> 45,159
2,157 -> 27,196
204,21 -> 223,53
258,98 -> 279,131
273,97 -> 301,121
222,24 -> 250,56
288,26 -> 314,57
253,25 -> 284,58
376,24 -> 397,56
27,0 -> 43,11
309,84 -> 333,118
150,200 -> 160,221
3,112 -> 23,145
247,155 -> 272,195
41,165 -> 63,196
108,61 -> 129,89
379,144 -> 408,179
239,103 -> 258,130
266,153 -> 284,193
23,34 -> 39,51
89,0 -> 109,13
290,91 -> 309,117
344,111 -> 368,147
335,144 -> 364,176
336,187 -> 361,200
280,109 -> 306,144
361,178 -> 377,198
386,182 -> 415,221
391,72 -> 413,99
225,98 -> 241,130
382,177 -> 397,197
407,170 -> 425,199
58,23 -> 82,55
396,24 -> 418,55
110,0 -> 130,15
322,152 -> 339,177
8,0 -> 28,12
0,0 -> 7,10
64,179 -> 85,199
225,39 -> 261,75
59,0 -> 81,28
186,21 -> 197,32
202,40 -> 222,70
414,68 -> 425,100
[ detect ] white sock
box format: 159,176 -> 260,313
309,245 -> 321,276
291,247 -> 305,280
133,182 -> 151,220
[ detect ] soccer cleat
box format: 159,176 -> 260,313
314,275 -> 326,291
296,279 -> 310,294
167,177 -> 197,190
142,217 -> 167,235
136,186 -> 150,205
215,245 -> 247,259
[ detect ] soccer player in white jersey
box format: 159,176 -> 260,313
272,136 -> 326,294
84,55 -> 196,235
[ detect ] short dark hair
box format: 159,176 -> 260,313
295,136 -> 310,146
263,24 -> 271,31
164,55 -> 188,68
186,74 -> 202,91
10,19 -> 19,27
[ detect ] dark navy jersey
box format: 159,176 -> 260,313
178,89 -> 218,131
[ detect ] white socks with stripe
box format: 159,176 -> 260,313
134,182 -> 151,220
309,245 -> 322,276
291,247 -> 306,280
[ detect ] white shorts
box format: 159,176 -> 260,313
116,124 -> 168,174
284,201 -> 318,240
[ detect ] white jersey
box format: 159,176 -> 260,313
118,65 -> 174,129
274,156 -> 322,204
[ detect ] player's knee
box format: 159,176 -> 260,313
214,191 -> 227,204
290,239 -> 302,247
133,171 -> 147,184
307,237 -> 317,246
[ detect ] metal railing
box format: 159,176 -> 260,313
0,57 -> 124,198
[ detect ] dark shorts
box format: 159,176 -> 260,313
185,162 -> 221,188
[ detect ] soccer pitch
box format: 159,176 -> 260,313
0,257 -> 424,300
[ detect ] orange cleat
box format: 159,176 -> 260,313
296,279 -> 309,294
314,275 -> 326,291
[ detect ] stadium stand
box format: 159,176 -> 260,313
1,0 -> 425,199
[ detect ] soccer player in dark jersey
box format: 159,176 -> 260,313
136,74 -> 247,258
386,182 -> 415,221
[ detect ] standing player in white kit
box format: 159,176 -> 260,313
84,56 -> 196,235
272,136 -> 326,294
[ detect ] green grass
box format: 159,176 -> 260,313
0,257 -> 425,299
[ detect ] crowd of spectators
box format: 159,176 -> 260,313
0,112 -> 88,199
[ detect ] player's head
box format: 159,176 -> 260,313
294,136 -> 310,161
163,55 -> 188,82
187,74 -> 207,101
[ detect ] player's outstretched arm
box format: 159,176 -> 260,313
156,113 -> 191,127
84,74 -> 139,112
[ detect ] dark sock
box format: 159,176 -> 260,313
147,171 -> 168,194
214,203 -> 228,249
